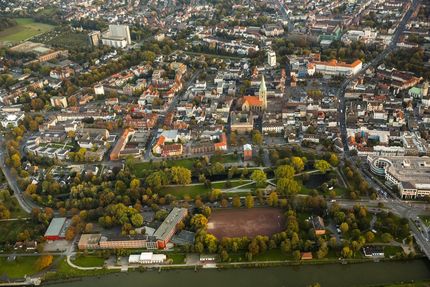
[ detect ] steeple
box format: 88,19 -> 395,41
259,75 -> 267,110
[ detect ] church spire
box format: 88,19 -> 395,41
259,75 -> 267,110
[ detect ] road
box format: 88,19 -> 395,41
143,69 -> 201,160
0,135 -> 41,214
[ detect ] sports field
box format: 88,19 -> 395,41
207,208 -> 285,239
0,18 -> 53,44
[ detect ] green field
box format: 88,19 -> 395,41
72,256 -> 105,267
0,256 -> 40,278
0,18 -> 54,44
160,180 -> 252,199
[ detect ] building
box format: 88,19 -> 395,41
128,252 -> 166,265
243,144 -> 252,161
101,24 -> 131,48
314,59 -> 362,76
368,156 -> 430,199
311,216 -> 326,235
153,207 -> 188,249
78,233 -> 158,250
241,76 -> 267,111
363,246 -> 384,258
88,31 -> 101,47
50,96 -> 68,108
110,129 -> 135,160
230,111 -> 254,134
267,50 -> 276,67
0,113 -> 24,128
44,217 -> 70,241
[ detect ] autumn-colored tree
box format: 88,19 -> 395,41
36,255 -> 53,271
245,194 -> 254,208
65,226 -> 76,241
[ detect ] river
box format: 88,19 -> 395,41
48,259 -> 430,287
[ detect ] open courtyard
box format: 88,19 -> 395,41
207,208 -> 285,239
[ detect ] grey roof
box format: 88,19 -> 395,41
44,217 -> 67,237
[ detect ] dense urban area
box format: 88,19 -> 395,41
0,0 -> 429,286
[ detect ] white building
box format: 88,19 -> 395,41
314,59 -> 362,76
267,50 -> 276,67
101,24 -> 131,48
94,85 -> 105,95
0,113 -> 24,128
128,252 -> 167,264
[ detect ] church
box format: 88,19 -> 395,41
241,76 -> 267,112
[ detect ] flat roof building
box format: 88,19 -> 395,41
154,207 -> 188,249
44,217 -> 70,241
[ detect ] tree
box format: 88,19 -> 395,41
365,231 -> 375,243
251,130 -> 263,145
131,213 -> 144,227
266,191 -> 279,207
314,160 -> 331,174
340,222 -> 349,234
36,255 -> 53,271
232,195 -> 241,208
291,157 -> 304,172
191,214 -> 208,229
381,233 -> 393,243
275,165 -> 295,179
84,223 -> 93,233
10,153 -> 21,168
0,203 -> 10,219
341,246 -> 353,258
130,178 -> 140,190
328,153 -> 339,166
277,178 -> 301,195
65,227 -> 76,241
245,194 -> 254,208
170,166 -> 192,185
250,170 -> 267,187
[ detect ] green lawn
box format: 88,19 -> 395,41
210,154 -> 240,164
72,256 -> 105,267
384,246 -> 404,258
44,258 -> 117,280
0,256 -> 40,278
0,18 -> 54,43
161,180 -> 253,199
166,253 -> 186,264
160,184 -> 209,198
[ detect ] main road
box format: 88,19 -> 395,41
0,135 -> 41,214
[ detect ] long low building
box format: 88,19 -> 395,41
314,59 -> 362,76
128,252 -> 166,265
368,156 -> 430,199
78,207 -> 188,250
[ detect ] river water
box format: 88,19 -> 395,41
48,260 -> 430,287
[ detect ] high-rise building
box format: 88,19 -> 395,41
259,75 -> 267,110
88,31 -> 101,47
101,24 -> 131,48
267,50 -> 276,67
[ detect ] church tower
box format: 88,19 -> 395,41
259,75 -> 267,110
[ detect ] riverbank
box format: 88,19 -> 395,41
41,259 -> 430,287
41,256 -> 428,284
